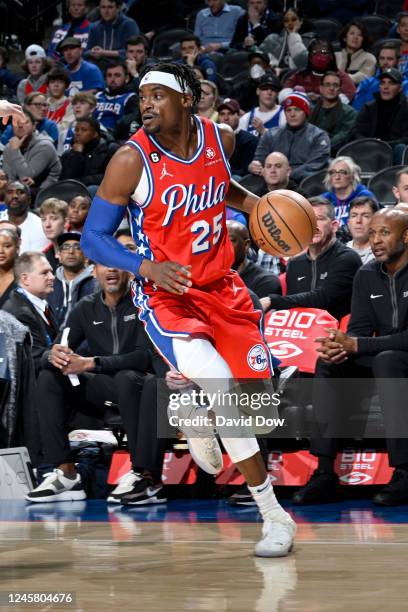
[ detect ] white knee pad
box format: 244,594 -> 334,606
173,336 -> 232,383
221,436 -> 260,464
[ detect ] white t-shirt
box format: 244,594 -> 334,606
346,240 -> 375,265
19,211 -> 48,254
239,106 -> 286,137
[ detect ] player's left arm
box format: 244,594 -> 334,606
219,124 -> 260,215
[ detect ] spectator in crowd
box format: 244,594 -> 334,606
335,20 -> 376,85
259,7 -> 314,73
393,167 -> 408,205
320,157 -> 376,226
125,35 -> 152,89
0,46 -> 22,95
352,68 -> 408,163
233,50 -> 275,111
352,42 -> 408,111
17,45 -> 53,105
179,34 -> 217,84
0,227 -> 18,307
85,0 -> 139,67
295,208 -> 408,506
397,12 -> 408,77
60,117 -> 118,196
217,98 -> 257,178
0,169 -> 8,218
59,91 -> 104,153
26,262 -> 154,503
67,195 -> 91,232
197,80 -> 219,121
47,0 -> 90,61
2,252 -> 57,375
227,220 -> 281,298
60,37 -> 104,96
230,0 -> 281,50
260,198 -> 362,321
283,38 -> 356,102
249,91 -> 331,184
46,68 -> 75,131
194,0 -> 245,53
309,71 -> 357,154
94,61 -> 138,133
346,196 -> 378,264
48,231 -> 96,328
39,198 -> 68,272
4,181 -> 48,252
238,73 -> 285,137
2,111 -> 62,192
1,92 -> 59,148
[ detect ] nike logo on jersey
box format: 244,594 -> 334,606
93,321 -> 103,325
297,276 -> 306,281
370,294 -> 383,299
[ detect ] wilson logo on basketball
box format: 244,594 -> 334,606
205,147 -> 216,159
339,472 -> 372,485
247,344 -> 268,371
261,211 -> 291,253
267,341 -> 303,359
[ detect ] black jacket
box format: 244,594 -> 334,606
60,137 -> 119,186
240,261 -> 281,299
352,92 -> 408,146
349,259 -> 408,354
42,289 -> 153,374
268,239 -> 362,321
231,130 -> 258,177
2,289 -> 58,374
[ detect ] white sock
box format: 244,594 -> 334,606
248,476 -> 285,521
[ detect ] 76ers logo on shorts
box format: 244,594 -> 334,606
205,147 -> 216,159
247,344 -> 268,372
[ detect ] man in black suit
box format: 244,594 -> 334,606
2,251 -> 57,375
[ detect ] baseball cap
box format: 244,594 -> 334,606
57,231 -> 82,247
217,98 -> 241,113
58,37 -> 82,51
257,73 -> 282,91
379,68 -> 402,84
25,44 -> 46,60
249,50 -> 270,65
282,91 -> 311,115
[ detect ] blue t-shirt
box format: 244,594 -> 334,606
67,60 -> 104,95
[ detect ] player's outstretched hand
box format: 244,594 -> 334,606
140,260 -> 192,295
0,100 -> 24,125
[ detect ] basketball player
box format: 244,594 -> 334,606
0,100 -> 24,124
81,63 -> 296,557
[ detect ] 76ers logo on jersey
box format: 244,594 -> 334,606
247,344 -> 268,372
205,147 -> 216,159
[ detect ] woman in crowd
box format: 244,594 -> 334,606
16,44 -> 53,104
320,156 -> 377,225
283,38 -> 356,102
1,92 -> 59,147
0,228 -> 19,308
196,80 -> 219,121
67,195 -> 91,233
335,20 -> 376,85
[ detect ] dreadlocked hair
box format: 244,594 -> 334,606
139,62 -> 202,107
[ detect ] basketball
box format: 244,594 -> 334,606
249,189 -> 317,256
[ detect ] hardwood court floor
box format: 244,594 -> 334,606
0,500 -> 408,612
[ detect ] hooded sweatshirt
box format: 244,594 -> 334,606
320,182 -> 377,225
47,264 -> 97,329
85,14 -> 139,59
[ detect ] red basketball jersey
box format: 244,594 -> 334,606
126,115 -> 234,286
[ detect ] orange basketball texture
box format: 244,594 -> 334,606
249,189 -> 317,256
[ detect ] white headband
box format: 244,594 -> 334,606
139,70 -> 190,94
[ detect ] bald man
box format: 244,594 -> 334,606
227,220 -> 281,298
294,208 -> 408,507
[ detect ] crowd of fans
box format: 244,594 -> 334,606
1,0 -> 408,507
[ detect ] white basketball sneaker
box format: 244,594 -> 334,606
168,400 -> 223,475
255,510 -> 297,558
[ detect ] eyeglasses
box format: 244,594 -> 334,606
322,82 -> 340,89
29,102 -> 49,108
328,169 -> 349,176
60,243 -> 82,252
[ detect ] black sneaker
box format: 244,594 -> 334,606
292,469 -> 340,505
227,484 -> 256,506
373,469 -> 408,506
120,477 -> 167,505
